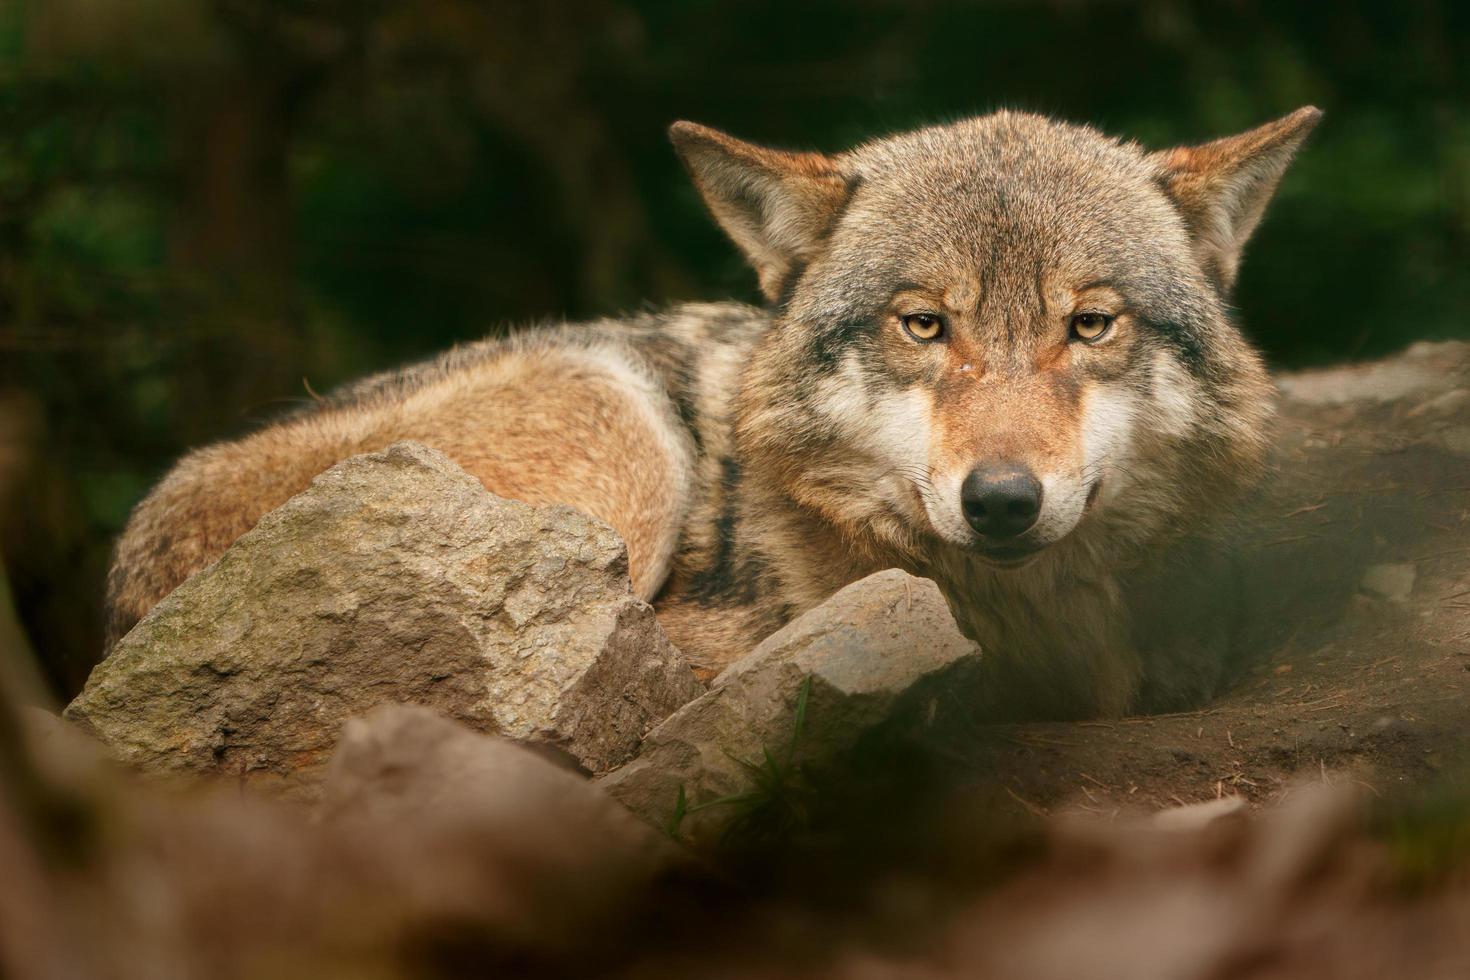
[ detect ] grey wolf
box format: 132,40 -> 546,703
104,106 -> 1320,718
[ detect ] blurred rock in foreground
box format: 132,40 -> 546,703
6,700 -> 1470,979
1,702 -> 686,979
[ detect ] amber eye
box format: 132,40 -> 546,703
1069,311 -> 1114,343
901,312 -> 945,342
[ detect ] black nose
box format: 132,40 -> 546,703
961,464 -> 1043,539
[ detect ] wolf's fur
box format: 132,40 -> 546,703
105,107 -> 1320,718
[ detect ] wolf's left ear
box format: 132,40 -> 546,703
1151,106 -> 1322,292
671,121 -> 849,301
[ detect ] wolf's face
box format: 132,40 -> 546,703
675,108 -> 1318,565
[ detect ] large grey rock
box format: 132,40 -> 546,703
63,441 -> 702,798
600,569 -> 983,839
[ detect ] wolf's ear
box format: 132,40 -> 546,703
1151,106 -> 1321,292
671,121 -> 849,301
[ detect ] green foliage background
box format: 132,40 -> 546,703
1,0 -> 1466,694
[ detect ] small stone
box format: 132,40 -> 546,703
1433,425 -> 1470,455
1360,563 -> 1416,602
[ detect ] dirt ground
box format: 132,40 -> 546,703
969,617 -> 1470,816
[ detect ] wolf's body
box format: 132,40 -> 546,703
105,108 -> 1320,718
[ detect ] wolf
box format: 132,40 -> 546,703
104,106 -> 1320,719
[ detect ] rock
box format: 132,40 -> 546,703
1273,340 -> 1457,406
600,569 -> 984,840
0,689 -> 692,977
1360,563 -> 1416,601
320,704 -> 681,933
63,441 -> 702,798
1414,387 -> 1470,419
1433,425 -> 1470,455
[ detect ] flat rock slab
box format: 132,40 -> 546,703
64,441 -> 702,798
600,569 -> 984,840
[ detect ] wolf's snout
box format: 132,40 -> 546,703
961,465 -> 1043,539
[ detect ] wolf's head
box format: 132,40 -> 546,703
674,108 -> 1318,567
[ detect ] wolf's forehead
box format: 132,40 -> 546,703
828,119 -> 1188,299
847,127 -> 1168,241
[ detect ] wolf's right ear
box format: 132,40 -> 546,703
670,121 -> 849,301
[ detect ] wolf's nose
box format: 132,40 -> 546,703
961,465 -> 1043,539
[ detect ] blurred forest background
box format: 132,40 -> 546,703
0,0 -> 1466,698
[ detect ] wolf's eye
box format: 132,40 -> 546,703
901,312 -> 945,342
1069,312 -> 1114,343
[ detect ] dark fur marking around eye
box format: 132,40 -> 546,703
1147,317 -> 1208,377
805,318 -> 873,373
